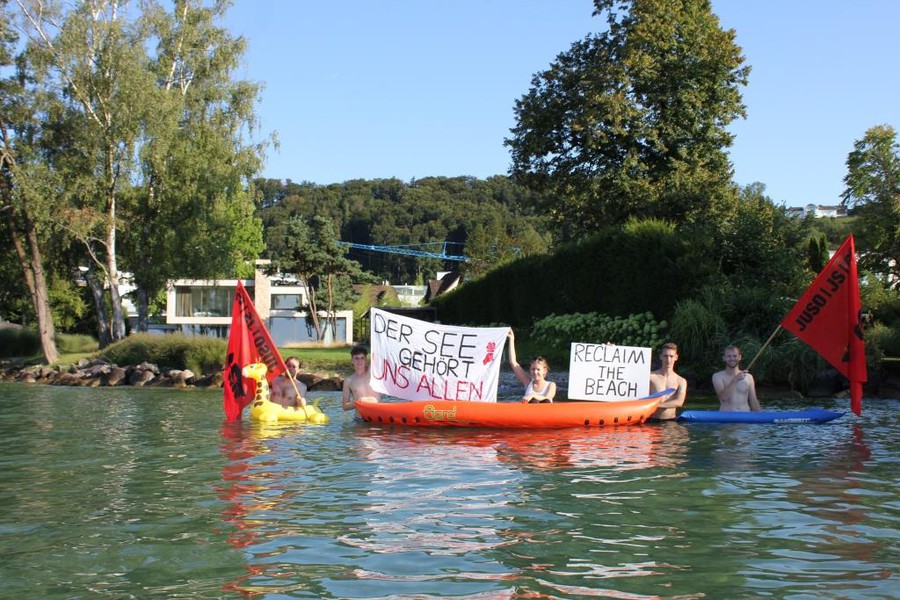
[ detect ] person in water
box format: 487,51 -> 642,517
648,342 -> 688,421
507,329 -> 557,403
712,344 -> 761,412
270,356 -> 307,408
342,345 -> 381,411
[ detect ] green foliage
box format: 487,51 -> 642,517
749,337 -> 821,393
506,0 -> 749,236
843,125 -> 900,289
433,218 -> 715,327
668,298 -> 728,373
256,176 -> 552,284
806,234 -> 829,272
56,333 -> 98,354
101,333 -> 226,374
531,312 -> 667,355
861,278 -> 900,328
709,183 -> 810,296
0,328 -> 41,358
864,323 -> 900,381
48,275 -> 88,331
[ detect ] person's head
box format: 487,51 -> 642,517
285,356 -> 301,373
722,345 -> 742,367
529,357 -> 550,379
658,342 -> 679,367
351,345 -> 369,371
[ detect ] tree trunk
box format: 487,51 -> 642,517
3,208 -> 59,364
136,287 -> 149,332
303,279 -> 323,340
105,156 -> 126,341
85,264 -> 112,348
0,139 -> 59,364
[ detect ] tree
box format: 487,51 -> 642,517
806,234 -> 828,273
12,0 -> 266,343
269,216 -> 369,342
505,0 -> 749,238
0,0 -> 60,362
842,124 -> 900,289
16,0 -> 157,345
124,0 -> 266,331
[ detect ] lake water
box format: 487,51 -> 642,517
0,381 -> 897,599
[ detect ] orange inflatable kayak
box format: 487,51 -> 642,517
354,395 -> 663,429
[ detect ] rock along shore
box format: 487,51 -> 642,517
0,358 -> 344,392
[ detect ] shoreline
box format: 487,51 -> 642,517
2,359 -> 897,401
0,358 -> 344,392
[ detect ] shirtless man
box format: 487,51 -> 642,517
270,356 -> 307,408
342,345 -> 381,411
712,345 -> 761,412
648,342 -> 688,421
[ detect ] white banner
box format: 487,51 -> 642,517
568,343 -> 651,401
369,308 -> 509,402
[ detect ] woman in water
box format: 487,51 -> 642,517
507,329 -> 557,403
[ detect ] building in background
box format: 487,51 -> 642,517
786,204 -> 848,219
165,260 -> 353,346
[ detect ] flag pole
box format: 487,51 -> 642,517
745,325 -> 783,372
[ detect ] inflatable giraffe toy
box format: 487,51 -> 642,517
242,362 -> 329,424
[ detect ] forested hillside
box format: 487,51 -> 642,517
254,176 -> 555,283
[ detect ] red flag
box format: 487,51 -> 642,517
223,281 -> 287,421
781,234 -> 866,415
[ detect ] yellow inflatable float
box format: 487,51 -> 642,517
242,362 -> 329,425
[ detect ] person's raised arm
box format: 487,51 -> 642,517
507,329 -> 530,386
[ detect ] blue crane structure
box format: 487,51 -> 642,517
337,241 -> 468,262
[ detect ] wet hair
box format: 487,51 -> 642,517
351,345 -> 368,358
286,356 -> 302,368
723,344 -> 742,355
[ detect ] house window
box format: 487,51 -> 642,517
174,286 -> 235,317
271,293 -> 303,311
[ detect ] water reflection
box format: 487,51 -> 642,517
7,385 -> 894,599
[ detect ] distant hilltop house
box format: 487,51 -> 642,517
786,204 -> 848,219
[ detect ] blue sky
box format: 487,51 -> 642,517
224,1 -> 899,208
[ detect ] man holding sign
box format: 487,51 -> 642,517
648,342 -> 687,421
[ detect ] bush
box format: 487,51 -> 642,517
531,312 -> 668,355
101,333 -> 227,374
0,327 -> 41,358
668,298 -> 727,373
57,333 -> 99,354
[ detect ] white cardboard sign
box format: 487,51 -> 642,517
568,343 -> 651,401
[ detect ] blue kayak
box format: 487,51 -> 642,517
677,408 -> 845,424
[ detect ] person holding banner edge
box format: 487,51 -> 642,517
712,345 -> 761,412
507,329 -> 557,403
342,345 -> 381,412
648,342 -> 687,421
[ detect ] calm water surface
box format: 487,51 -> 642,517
0,382 -> 897,599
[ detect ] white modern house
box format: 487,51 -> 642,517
165,260 -> 354,346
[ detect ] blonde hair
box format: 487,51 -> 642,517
531,357 -> 550,373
